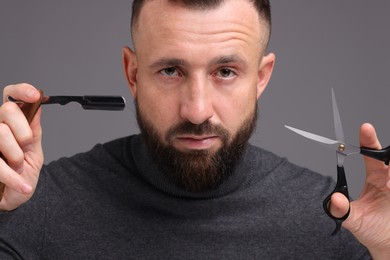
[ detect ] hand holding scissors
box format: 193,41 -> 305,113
285,89 -> 390,238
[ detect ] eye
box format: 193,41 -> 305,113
215,68 -> 237,79
160,67 -> 179,77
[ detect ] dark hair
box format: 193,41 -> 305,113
131,0 -> 271,48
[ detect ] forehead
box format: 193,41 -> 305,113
132,0 -> 265,52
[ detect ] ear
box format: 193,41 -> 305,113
122,46 -> 138,98
256,52 -> 275,99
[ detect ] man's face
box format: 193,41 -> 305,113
124,0 -> 275,191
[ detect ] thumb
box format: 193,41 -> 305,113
360,123 -> 381,150
329,192 -> 350,218
360,123 -> 384,172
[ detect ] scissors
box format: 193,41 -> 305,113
285,89 -> 390,235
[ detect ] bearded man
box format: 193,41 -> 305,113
0,0 -> 389,259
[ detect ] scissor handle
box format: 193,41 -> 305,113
360,146 -> 390,166
323,165 -> 351,236
0,90 -> 44,199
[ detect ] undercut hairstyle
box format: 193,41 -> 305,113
131,0 -> 272,50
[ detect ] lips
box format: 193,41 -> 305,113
174,135 -> 220,150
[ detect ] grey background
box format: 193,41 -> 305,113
1,1 -> 389,199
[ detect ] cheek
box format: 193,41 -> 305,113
215,84 -> 258,133
137,87 -> 179,138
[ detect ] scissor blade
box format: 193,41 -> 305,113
285,125 -> 339,145
332,88 -> 345,143
285,125 -> 361,156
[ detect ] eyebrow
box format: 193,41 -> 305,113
210,55 -> 246,66
149,54 -> 246,70
149,58 -> 187,70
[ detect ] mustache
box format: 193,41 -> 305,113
166,120 -> 229,142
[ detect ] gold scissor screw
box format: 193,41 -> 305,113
338,144 -> 346,152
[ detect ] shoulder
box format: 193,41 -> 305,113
246,143 -> 335,199
247,143 -> 330,180
245,145 -> 370,257
45,135 -> 137,171
42,135 -> 141,193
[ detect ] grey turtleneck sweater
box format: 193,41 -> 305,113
0,135 -> 370,259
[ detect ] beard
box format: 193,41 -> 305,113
135,101 -> 257,192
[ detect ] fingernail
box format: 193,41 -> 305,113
26,88 -> 37,98
20,183 -> 33,194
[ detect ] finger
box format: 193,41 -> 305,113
28,107 -> 43,146
0,159 -> 33,195
329,192 -> 350,218
0,123 -> 25,171
21,108 -> 44,165
0,102 -> 34,146
360,123 -> 385,172
3,83 -> 41,103
387,167 -> 390,191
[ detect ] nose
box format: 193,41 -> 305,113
179,76 -> 214,125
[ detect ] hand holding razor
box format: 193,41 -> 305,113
0,89 -> 125,200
